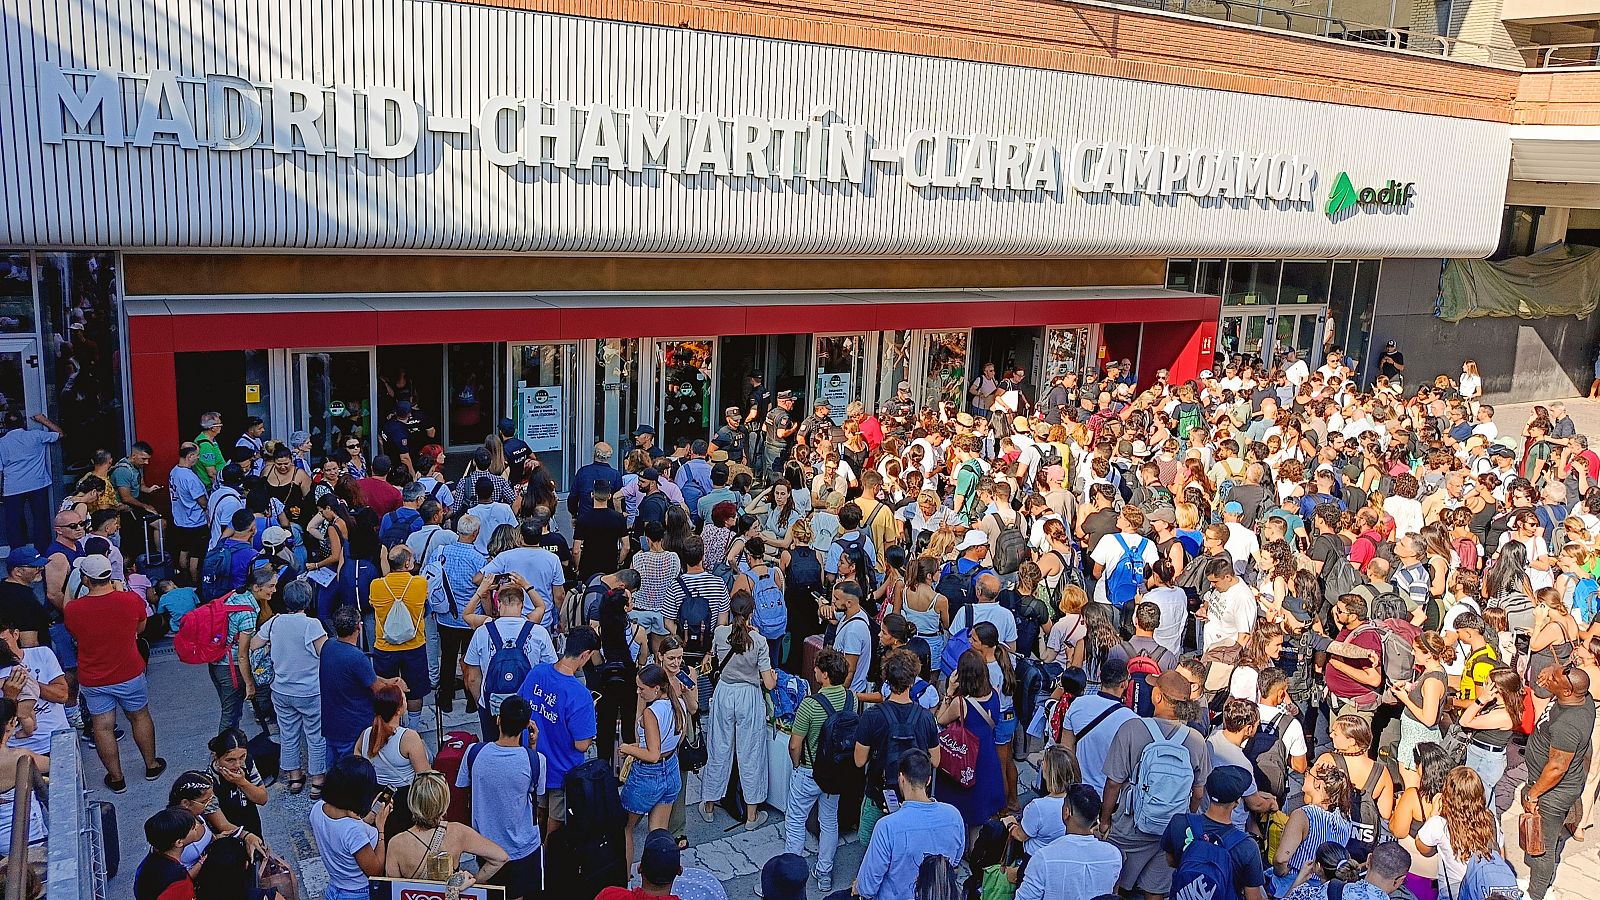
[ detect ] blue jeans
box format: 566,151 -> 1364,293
3,488 -> 51,555
619,758 -> 682,815
785,767 -> 840,878
323,886 -> 368,900
325,737 -> 356,772
210,663 -> 245,735
1465,741 -> 1508,806
273,690 -> 326,777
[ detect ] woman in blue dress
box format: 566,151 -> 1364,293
936,649 -> 1004,834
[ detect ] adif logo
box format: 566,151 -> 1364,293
1326,172 -> 1416,219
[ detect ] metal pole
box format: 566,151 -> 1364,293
8,756 -> 33,899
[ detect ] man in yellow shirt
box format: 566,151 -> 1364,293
1452,611 -> 1499,707
369,545 -> 431,729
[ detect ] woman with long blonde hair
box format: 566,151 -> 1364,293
1416,767 -> 1500,897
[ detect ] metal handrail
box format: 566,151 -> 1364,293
1522,42 -> 1600,69
8,755 -> 46,899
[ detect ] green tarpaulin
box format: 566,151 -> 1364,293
1438,244 -> 1600,322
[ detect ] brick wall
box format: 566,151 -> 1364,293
1515,71 -> 1600,123
450,0 -> 1521,121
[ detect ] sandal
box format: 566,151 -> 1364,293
309,782 -> 324,800
676,835 -> 689,851
286,777 -> 306,795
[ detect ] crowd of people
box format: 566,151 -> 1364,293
4,344 -> 1597,900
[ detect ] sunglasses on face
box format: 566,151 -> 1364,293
59,521 -> 84,530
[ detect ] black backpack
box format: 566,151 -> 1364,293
676,576 -> 714,661
811,692 -> 864,795
545,758 -> 627,892
868,701 -> 923,800
1001,589 -> 1050,659
1247,709 -> 1293,801
934,562 -> 980,617
988,513 -> 1027,576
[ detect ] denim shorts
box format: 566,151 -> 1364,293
994,708 -> 1018,745
48,623 -> 76,670
82,673 -> 149,716
619,757 -> 682,815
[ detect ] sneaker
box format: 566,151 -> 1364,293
103,774 -> 126,794
145,758 -> 168,781
816,870 -> 833,892
753,882 -> 763,899
746,809 -> 769,831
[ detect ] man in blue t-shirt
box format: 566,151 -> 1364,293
456,694 -> 545,899
1161,765 -> 1266,900
319,606 -> 406,768
517,626 -> 599,832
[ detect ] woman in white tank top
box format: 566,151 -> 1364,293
354,685 -> 431,841
617,664 -> 685,870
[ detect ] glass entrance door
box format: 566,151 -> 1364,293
655,340 -> 715,449
510,344 -> 576,491
0,339 -> 44,421
1272,309 -> 1325,369
1217,314 -> 1269,368
812,334 -> 865,425
292,350 -> 376,465
916,330 -> 970,413
1042,327 -> 1093,403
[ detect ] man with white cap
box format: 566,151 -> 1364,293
937,530 -> 996,615
63,553 -> 166,793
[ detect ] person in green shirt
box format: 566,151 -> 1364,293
194,412 -> 225,489
783,647 -> 851,891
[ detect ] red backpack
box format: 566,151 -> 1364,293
173,596 -> 254,665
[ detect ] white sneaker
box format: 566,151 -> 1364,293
816,870 -> 833,892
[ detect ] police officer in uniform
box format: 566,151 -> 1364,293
797,400 -> 833,451
762,390 -> 799,481
878,380 -> 917,437
742,372 -> 772,470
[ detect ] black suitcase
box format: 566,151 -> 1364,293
546,758 -> 626,892
90,799 -> 119,879
248,729 -> 280,785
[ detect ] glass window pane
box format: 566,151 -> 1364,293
295,351 -> 373,465
656,340 -> 713,448
377,345 -> 443,457
1280,261 -> 1332,305
876,330 -> 911,411
1350,261 -> 1383,382
39,252 -> 124,475
923,331 -> 968,411
814,335 -> 864,424
1224,260 -> 1281,307
1326,260 -> 1357,357
1197,260 -> 1225,297
0,252 -> 34,335
1043,327 -> 1091,390
513,343 -> 574,490
446,343 -> 496,447
1166,260 -> 1197,291
594,338 -> 639,459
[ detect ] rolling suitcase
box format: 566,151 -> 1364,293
433,729 -> 478,823
134,515 -> 171,584
800,634 -> 826,688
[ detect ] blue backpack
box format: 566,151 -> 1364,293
1454,852 -> 1517,900
939,604 -> 976,677
746,563 -> 787,640
482,621 -> 535,715
1573,577 -> 1600,626
1105,535 -> 1150,609
199,543 -> 241,601
770,672 -> 809,727
1170,814 -> 1250,900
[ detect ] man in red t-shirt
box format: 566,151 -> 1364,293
63,553 -> 166,793
355,455 -> 403,518
1323,592 -> 1384,745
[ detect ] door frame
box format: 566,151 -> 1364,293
645,337 -> 719,444
289,347 -> 379,463
504,342 -> 578,491
0,337 -> 46,418
909,328 -> 972,412
808,332 -> 869,425
442,343 -> 503,452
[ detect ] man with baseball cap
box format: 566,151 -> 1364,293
569,441 -> 622,517
1162,765 -> 1265,900
762,390 -> 799,480
0,548 -> 50,639
879,380 -> 916,435
64,553 -> 166,792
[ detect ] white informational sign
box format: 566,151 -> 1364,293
518,385 -> 563,453
369,876 -> 504,900
815,373 -> 851,424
